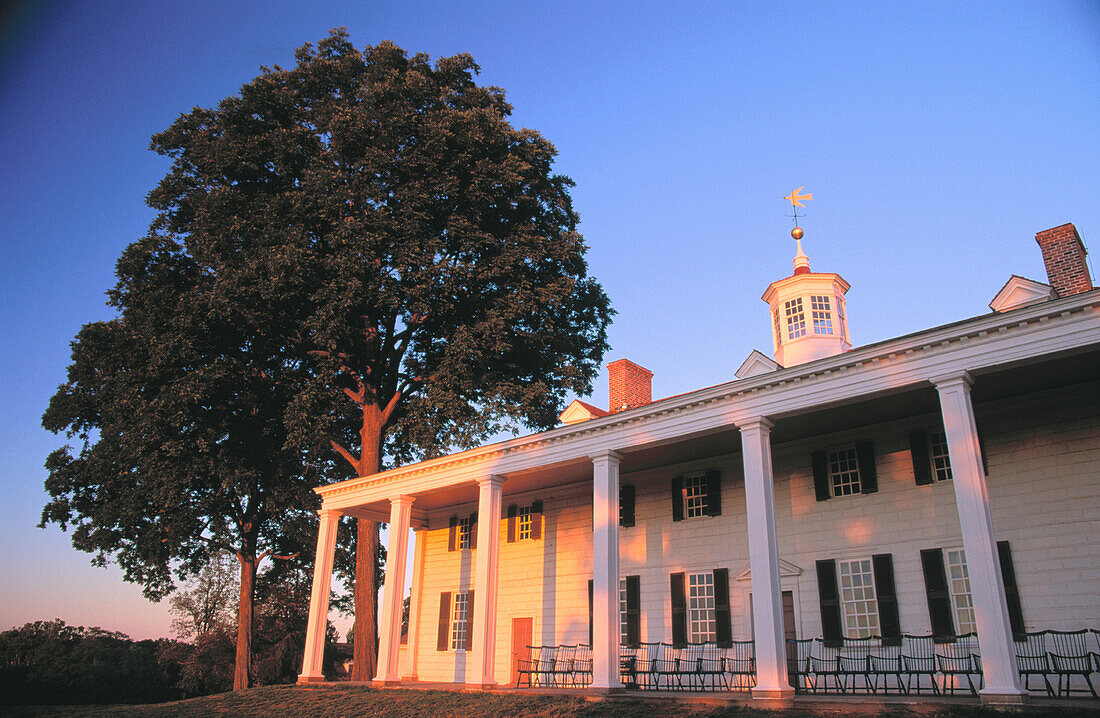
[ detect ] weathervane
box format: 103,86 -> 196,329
783,186 -> 812,240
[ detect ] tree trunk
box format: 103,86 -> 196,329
350,406 -> 385,681
234,550 -> 257,690
350,517 -> 380,681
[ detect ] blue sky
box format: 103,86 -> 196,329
1,1 -> 1097,639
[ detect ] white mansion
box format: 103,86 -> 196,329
298,222 -> 1099,704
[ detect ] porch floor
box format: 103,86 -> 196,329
331,680 -> 1099,713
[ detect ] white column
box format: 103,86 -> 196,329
468,475 -> 505,689
590,450 -> 623,692
402,526 -> 427,681
374,495 -> 414,686
297,508 -> 341,683
935,373 -> 1026,702
739,417 -> 794,700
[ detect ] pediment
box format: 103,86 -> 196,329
735,350 -> 782,379
559,399 -> 609,425
989,275 -> 1054,313
735,559 -> 803,581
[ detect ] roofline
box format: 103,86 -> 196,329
316,288 -> 1100,499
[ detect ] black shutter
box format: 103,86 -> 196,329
872,554 -> 901,645
856,441 -> 878,494
816,559 -> 843,647
448,516 -> 458,551
714,568 -> 732,647
469,512 -> 478,548
909,430 -> 933,485
588,579 -> 593,645
705,470 -> 722,516
812,450 -> 831,501
625,575 -> 641,647
997,541 -> 1025,639
671,477 -> 684,521
670,573 -> 687,647
506,504 -> 517,543
920,548 -> 955,640
530,500 -> 543,540
619,484 -> 635,527
465,590 -> 474,650
437,592 -> 451,651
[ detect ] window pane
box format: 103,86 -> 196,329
451,592 -> 469,650
458,516 -> 471,549
619,578 -> 629,645
946,550 -> 976,634
829,447 -> 862,496
688,573 -> 716,643
811,295 -> 833,334
785,298 -> 806,339
518,505 -> 532,540
684,474 -> 708,518
838,559 -> 879,638
930,430 -> 953,482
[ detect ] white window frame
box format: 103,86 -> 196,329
687,572 -> 716,643
773,307 -> 783,346
828,447 -> 862,497
684,473 -> 708,519
517,505 -> 533,540
837,558 -> 879,639
929,429 -> 953,482
945,549 -> 976,635
785,297 -> 807,339
810,294 -> 833,334
450,591 -> 470,650
457,516 -> 472,550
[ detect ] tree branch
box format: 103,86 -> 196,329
330,438 -> 358,471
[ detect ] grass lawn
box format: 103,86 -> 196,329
2,685 -> 1098,718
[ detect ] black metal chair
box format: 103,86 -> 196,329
935,633 -> 982,696
619,644 -> 638,689
786,638 -> 814,692
809,639 -> 843,693
1048,629 -> 1097,698
868,639 -> 903,694
652,642 -> 680,691
1014,630 -> 1054,696
634,641 -> 661,690
901,634 -> 940,695
837,636 -> 875,693
723,639 -> 756,691
569,644 -> 591,687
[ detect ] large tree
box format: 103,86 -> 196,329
42,231 -> 322,689
49,28 -> 613,683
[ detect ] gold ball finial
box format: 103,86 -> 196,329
791,226 -> 804,240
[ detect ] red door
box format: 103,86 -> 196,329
511,617 -> 533,687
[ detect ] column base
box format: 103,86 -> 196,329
400,674 -> 418,682
464,681 -> 499,691
980,692 -> 1029,706
751,687 -> 795,702
372,678 -> 402,687
297,675 -> 327,684
587,685 -> 625,697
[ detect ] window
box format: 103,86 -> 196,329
773,307 -> 783,346
450,591 -> 470,650
785,297 -> 806,339
619,578 -> 629,645
929,430 -> 953,482
829,447 -> 862,496
946,549 -> 976,635
457,515 -> 472,550
811,295 -> 833,334
838,558 -> 879,638
684,473 -> 707,518
687,572 -> 716,642
517,505 -> 532,540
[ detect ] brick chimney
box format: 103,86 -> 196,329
608,359 -> 653,413
1036,223 -> 1093,298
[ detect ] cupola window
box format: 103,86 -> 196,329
785,297 -> 807,339
811,295 -> 833,334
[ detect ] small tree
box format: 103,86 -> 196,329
168,553 -> 238,640
148,29 -> 614,680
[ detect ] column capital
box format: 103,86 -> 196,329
317,508 -> 342,521
589,449 -> 624,464
476,474 -> 506,489
735,416 -> 774,433
930,370 -> 974,391
390,494 -> 416,507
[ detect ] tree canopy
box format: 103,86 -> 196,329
44,28 -> 613,683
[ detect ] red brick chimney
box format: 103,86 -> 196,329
1036,223 -> 1093,298
608,359 -> 653,413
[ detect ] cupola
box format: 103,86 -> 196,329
761,223 -> 850,367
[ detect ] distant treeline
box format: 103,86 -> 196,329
0,619 -> 335,705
